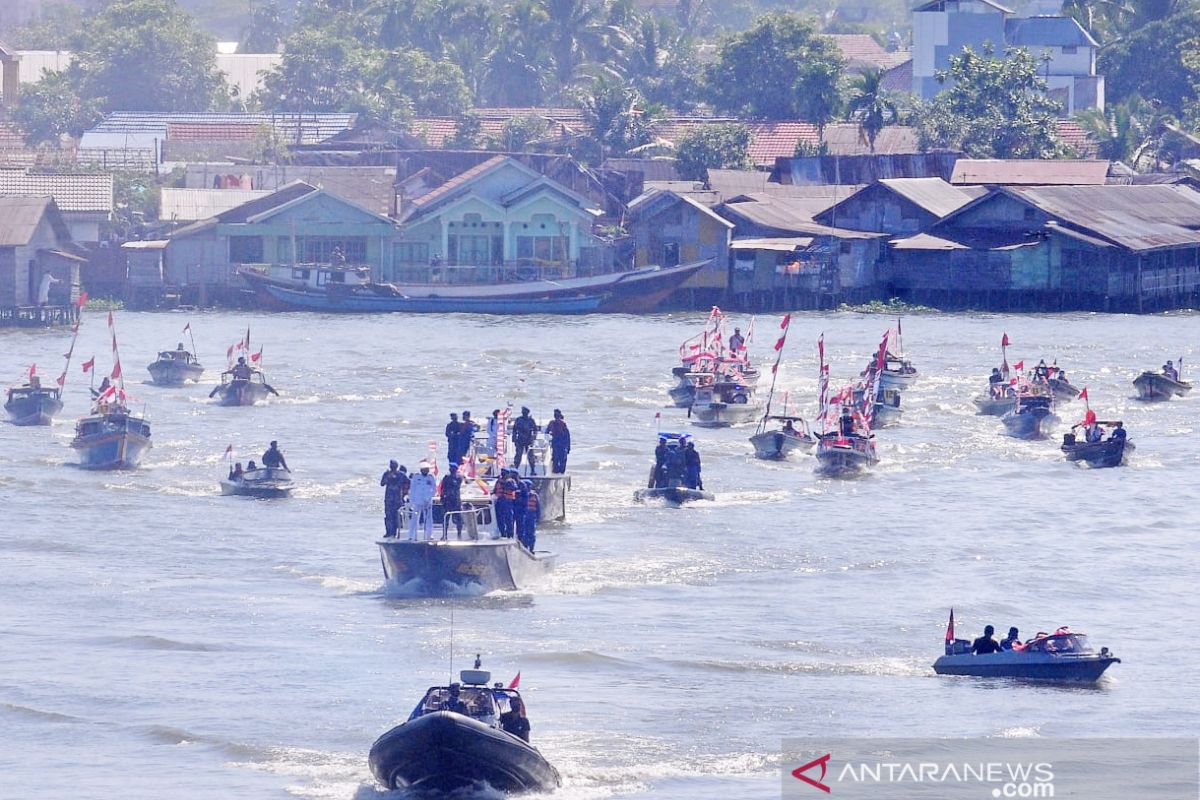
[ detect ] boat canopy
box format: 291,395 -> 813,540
408,684 -> 525,724
1019,632 -> 1093,654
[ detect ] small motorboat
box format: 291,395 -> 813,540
5,379 -> 63,426
147,346 -> 204,386
1061,421 -> 1133,468
377,499 -> 556,594
1047,374 -> 1080,402
972,393 -> 1016,417
877,354 -> 917,391
1132,369 -> 1191,401
668,368 -> 713,408
635,431 -> 712,504
749,415 -> 815,460
814,432 -> 878,477
689,380 -> 759,428
220,466 -> 294,497
71,405 -> 152,470
209,370 -> 278,406
369,663 -> 560,794
935,624 -> 1120,683
852,384 -> 902,428
1000,395 -> 1059,440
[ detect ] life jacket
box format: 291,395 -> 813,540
526,492 -> 539,512
499,478 -> 518,501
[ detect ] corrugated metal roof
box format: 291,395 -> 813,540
1014,184 -> 1200,251
891,233 -> 969,250
914,0 -> 1012,12
160,188 -> 272,222
0,196 -> 60,246
0,171 -> 113,212
1005,16 -> 1098,48
120,239 -> 170,250
881,58 -> 913,94
720,198 -> 889,238
87,112 -> 357,146
950,159 -> 1111,185
878,177 -> 985,217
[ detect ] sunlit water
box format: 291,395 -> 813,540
2,310 -> 1198,799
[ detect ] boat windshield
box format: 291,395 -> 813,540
410,686 -> 498,722
1025,633 -> 1093,654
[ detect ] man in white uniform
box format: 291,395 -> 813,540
407,462 -> 437,541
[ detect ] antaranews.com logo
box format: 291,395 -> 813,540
782,738 -> 1198,800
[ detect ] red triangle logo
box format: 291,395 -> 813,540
792,753 -> 832,793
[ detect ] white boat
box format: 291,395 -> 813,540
689,380 -> 759,428
749,416 -> 815,460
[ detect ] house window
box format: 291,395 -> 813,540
663,242 -> 680,267
449,234 -> 502,265
396,241 -> 430,265
229,236 -> 264,264
516,235 -> 566,264
296,238 -> 367,264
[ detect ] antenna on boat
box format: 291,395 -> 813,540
448,604 -> 455,683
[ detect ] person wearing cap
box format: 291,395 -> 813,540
442,683 -> 468,714
652,437 -> 668,488
684,441 -> 703,490
519,480 -> 540,551
511,406 -> 538,470
439,463 -> 464,539
492,469 -> 518,537
445,413 -> 463,465
514,478 -> 530,542
262,440 -> 289,471
457,410 -> 479,466
230,356 -> 252,380
380,460 -> 406,538
546,409 -> 571,473
408,462 -> 437,541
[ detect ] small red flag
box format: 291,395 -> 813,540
779,313 -> 791,330
56,373 -> 65,387
224,444 -> 233,456
28,363 -> 36,377
508,671 -> 521,689
76,292 -> 88,308
654,411 -> 661,419
226,344 -> 235,359
1085,409 -> 1097,425
110,361 -> 121,380
1001,333 -> 1010,347
1078,388 -> 1088,401
107,310 -> 113,327
250,347 -> 262,363
183,322 -> 191,333
82,357 -> 95,373
945,609 -> 955,642
1013,360 -> 1024,371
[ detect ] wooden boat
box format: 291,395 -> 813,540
1061,424 -> 1132,468
241,260 -> 706,314
1132,370 -> 1191,401
210,370 -> 278,406
220,466 -> 294,497
749,416 -> 815,460
71,405 -> 152,469
878,355 -> 917,391
1047,375 -> 1080,402
5,381 -> 63,425
689,380 -> 759,428
147,348 -> 204,385
1000,395 -> 1059,440
814,433 -> 878,477
369,664 -> 560,793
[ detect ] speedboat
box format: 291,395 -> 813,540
220,466 -> 294,497
209,370 -> 278,406
972,393 -> 1016,417
749,415 -> 815,460
689,380 -> 759,428
377,499 -> 556,595
1000,395 -> 1059,440
147,348 -> 204,385
1133,370 -> 1191,401
852,384 -> 902,428
369,663 -> 560,794
878,355 -> 917,391
814,432 -> 878,477
935,626 -> 1120,683
668,368 -> 713,408
71,404 -> 152,470
1045,370 -> 1079,402
1061,426 -> 1133,468
5,381 -> 63,425
635,431 -> 712,504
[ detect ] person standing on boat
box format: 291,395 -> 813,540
262,441 -> 289,471
1163,360 -> 1179,380
988,368 -> 1003,397
521,481 -> 540,550
380,460 -> 406,538
838,407 -> 856,438
500,696 -> 531,742
684,441 -> 703,490
231,356 -> 253,380
512,407 -> 538,470
546,409 -> 570,473
729,327 -> 745,354
445,413 -> 463,465
971,625 -> 1003,655
440,463 -> 464,539
492,470 -> 518,537
408,463 -> 437,541
458,411 -> 479,466
487,409 -> 501,454
652,438 -> 669,488
514,479 -> 530,543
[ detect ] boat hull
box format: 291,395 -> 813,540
1062,438 -> 1133,468
814,437 -> 877,477
369,711 -> 560,793
377,539 -> 556,595
933,653 -> 1119,682
71,416 -> 152,470
879,371 -> 916,391
220,467 -> 294,497
749,430 -> 814,460
1001,408 -> 1059,440
668,383 -> 697,408
5,390 -> 63,426
1132,371 -> 1191,401
973,395 -> 1016,416
1048,377 -> 1079,402
528,473 -> 569,523
690,402 -> 760,428
633,486 -> 714,505
147,360 -> 204,386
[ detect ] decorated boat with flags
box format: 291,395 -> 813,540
852,383 -> 902,428
813,334 -> 880,477
973,333 -> 1019,415
635,431 -> 713,504
369,659 -> 560,794
747,314 -> 816,459
935,611 -> 1120,682
876,318 -> 917,391
1000,393 -> 1059,440
1133,359 -> 1190,401
209,330 -> 278,406
71,313 -> 152,470
1061,403 -> 1132,468
669,308 -> 759,406
147,323 -> 204,385
5,374 -> 63,426
220,465 -> 294,497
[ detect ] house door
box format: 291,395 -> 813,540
663,242 -> 680,268
28,260 -> 37,304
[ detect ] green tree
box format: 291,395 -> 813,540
541,0 -> 630,98
10,71 -> 103,147
673,123 -> 752,181
572,76 -> 655,164
490,115 -> 553,151
1100,10 -> 1200,117
913,46 -> 1069,159
704,13 -> 845,121
70,0 -> 227,112
8,1 -> 84,49
1075,95 -> 1172,170
238,1 -> 288,54
845,68 -> 899,153
481,0 -> 552,105
362,49 -> 471,119
625,15 -> 703,111
258,28 -> 368,111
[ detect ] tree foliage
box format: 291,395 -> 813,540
913,47 -> 1069,159
673,123 -> 752,181
845,68 -> 898,153
1098,10 -> 1200,119
10,71 -> 103,147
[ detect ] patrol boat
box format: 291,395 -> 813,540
634,432 -> 713,504
369,661 -> 560,794
813,431 -> 878,477
220,466 -> 294,498
376,498 -> 557,595
935,618 -> 1120,682
5,379 -> 63,426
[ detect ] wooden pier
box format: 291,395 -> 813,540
0,305 -> 80,328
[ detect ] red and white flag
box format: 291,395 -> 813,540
28,363 -> 36,377
82,356 -> 95,373
183,322 -> 191,333
224,444 -> 233,458
508,671 -> 521,689
226,343 -> 235,360
76,292 -> 88,308
1078,387 -> 1088,402
56,373 -> 65,388
1001,333 -> 1010,347
250,347 -> 263,363
111,361 -> 122,380
945,609 -> 955,642
1013,360 -> 1024,372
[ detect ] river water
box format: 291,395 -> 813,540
1,310 -> 1197,800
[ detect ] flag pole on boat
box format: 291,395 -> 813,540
759,313 -> 791,427
185,321 -> 199,363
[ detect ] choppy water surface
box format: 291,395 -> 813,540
2,311 -> 1198,799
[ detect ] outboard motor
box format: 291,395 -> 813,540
1063,433 -> 1076,446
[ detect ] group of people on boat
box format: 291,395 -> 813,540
379,460 -> 441,540
970,624 -> 1023,654
491,469 -> 540,550
652,437 -> 703,489
227,441 -> 290,480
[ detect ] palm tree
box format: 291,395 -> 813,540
481,0 -> 552,106
541,0 -> 630,100
1074,95 -> 1172,170
845,68 -> 898,153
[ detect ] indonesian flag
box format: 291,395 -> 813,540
1078,387 -> 1089,402
1001,333 -> 1010,347
654,411 -> 661,420
56,373 -> 65,388
110,360 -> 122,380
508,671 -> 521,689
1084,409 -> 1097,425
1013,360 -> 1024,372
496,405 -> 512,471
224,444 -> 233,456
428,442 -> 439,478
226,343 -> 235,360
945,609 -> 955,642
82,357 -> 95,373
96,384 -> 117,402
774,314 -> 791,350
76,292 -> 88,308
28,363 -> 36,377
250,347 -> 262,363
107,310 -> 114,328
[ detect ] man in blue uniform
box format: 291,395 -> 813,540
380,460 -> 407,537
445,413 -> 463,465
512,407 -> 538,469
546,409 -> 571,473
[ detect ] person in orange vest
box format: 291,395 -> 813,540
492,469 -> 518,537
